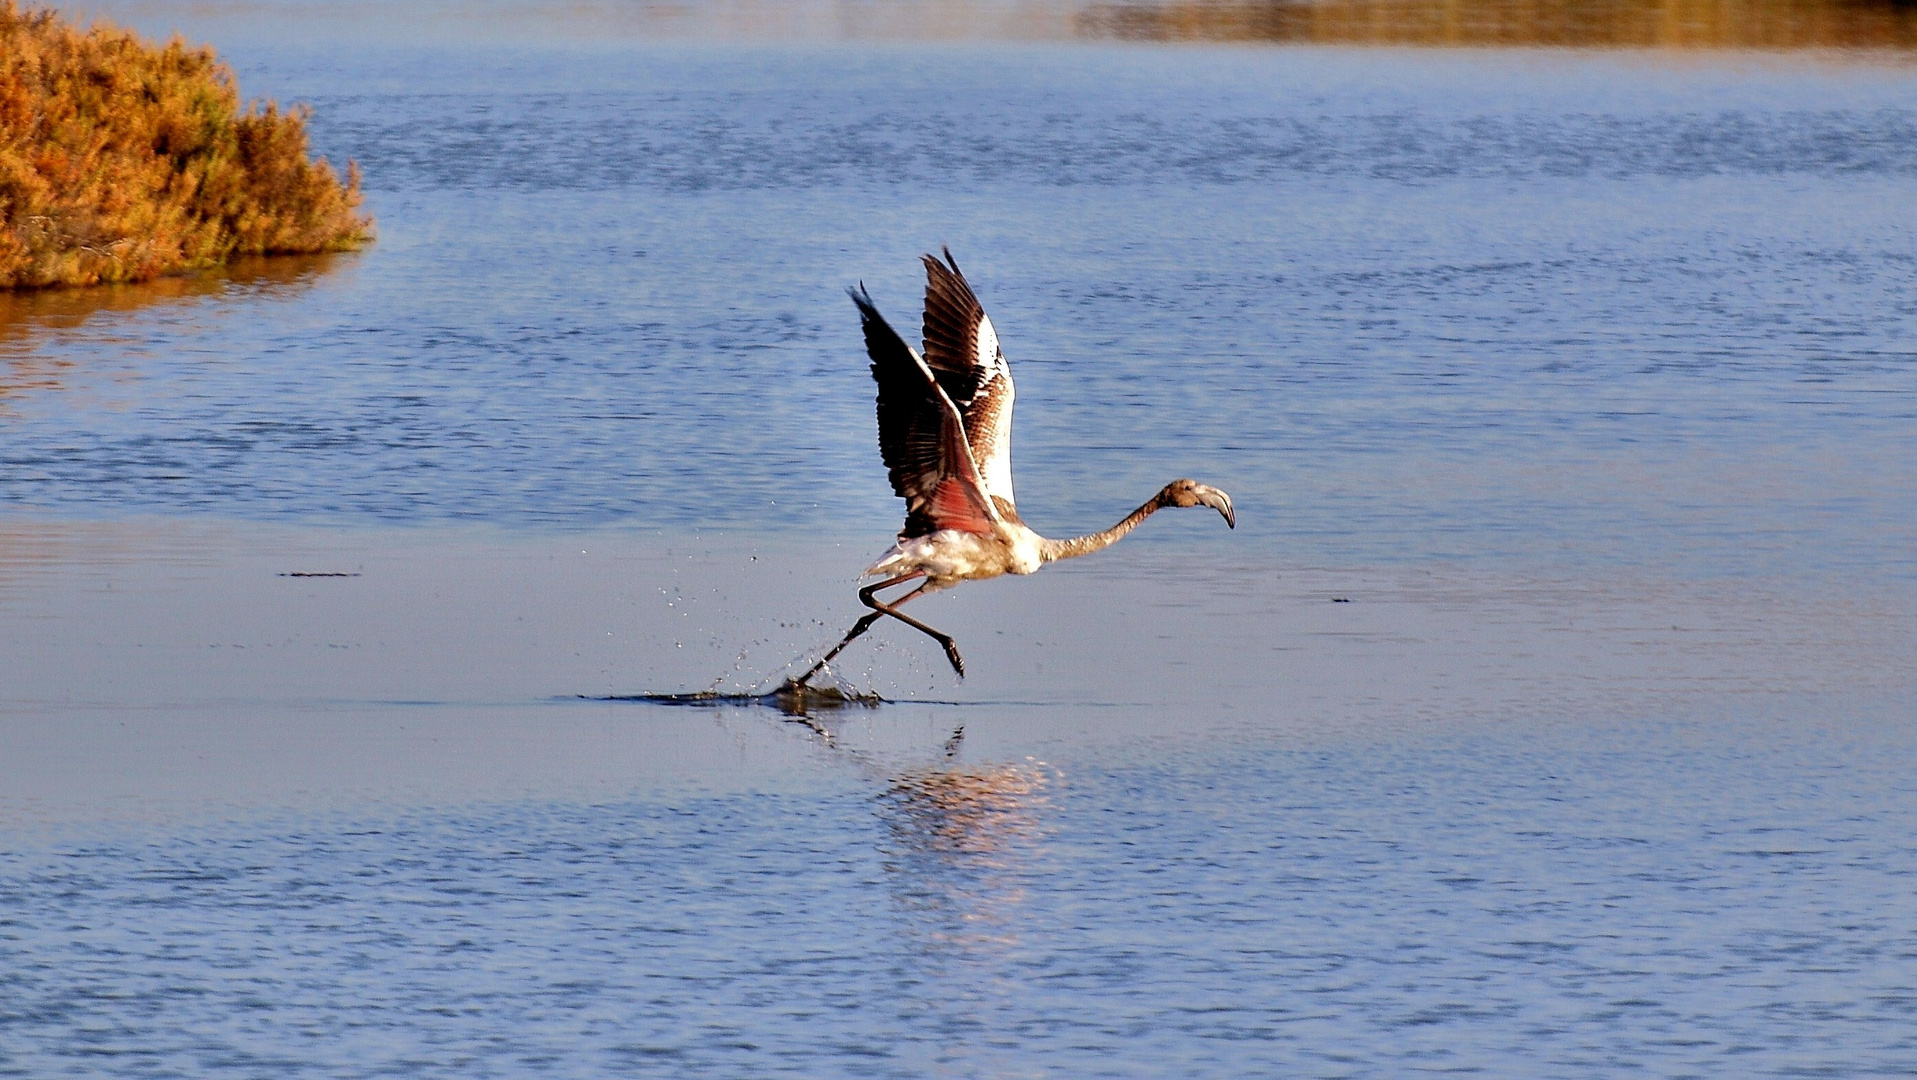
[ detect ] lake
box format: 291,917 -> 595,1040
3,3 -> 1915,1075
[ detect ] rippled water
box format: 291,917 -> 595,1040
5,36 -> 1915,576
9,705 -> 1917,1077
4,5 -> 1917,1076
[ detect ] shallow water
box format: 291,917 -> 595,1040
5,520 -> 1915,1075
5,4 -> 1917,1076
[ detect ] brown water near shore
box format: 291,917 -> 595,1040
0,254 -> 343,412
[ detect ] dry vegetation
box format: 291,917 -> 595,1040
0,2 -> 370,289
1079,0 -> 1917,47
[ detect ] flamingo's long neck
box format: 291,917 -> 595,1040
1038,488 -> 1171,563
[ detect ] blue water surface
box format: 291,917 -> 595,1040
4,10 -> 1917,1078
1,37 -> 1912,578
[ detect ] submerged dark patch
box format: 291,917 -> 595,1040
593,683 -> 885,717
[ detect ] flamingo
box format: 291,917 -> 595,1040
789,249 -> 1235,688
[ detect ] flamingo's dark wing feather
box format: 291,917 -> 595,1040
921,249 -> 1017,511
851,283 -> 997,538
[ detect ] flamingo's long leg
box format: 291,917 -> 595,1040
789,573 -> 960,686
789,611 -> 884,689
860,578 -> 964,677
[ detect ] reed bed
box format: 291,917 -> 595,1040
0,2 -> 370,289
1078,0 -> 1917,47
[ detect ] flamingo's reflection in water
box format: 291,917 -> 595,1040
876,757 -> 1058,949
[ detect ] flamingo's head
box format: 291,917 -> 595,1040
1160,479 -> 1235,529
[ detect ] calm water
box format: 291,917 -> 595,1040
4,5 -> 1917,1076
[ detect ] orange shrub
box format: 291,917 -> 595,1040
0,2 -> 370,289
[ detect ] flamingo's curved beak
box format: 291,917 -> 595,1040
1195,485 -> 1235,529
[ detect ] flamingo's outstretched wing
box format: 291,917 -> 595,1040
920,249 -> 1017,514
850,284 -> 999,539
